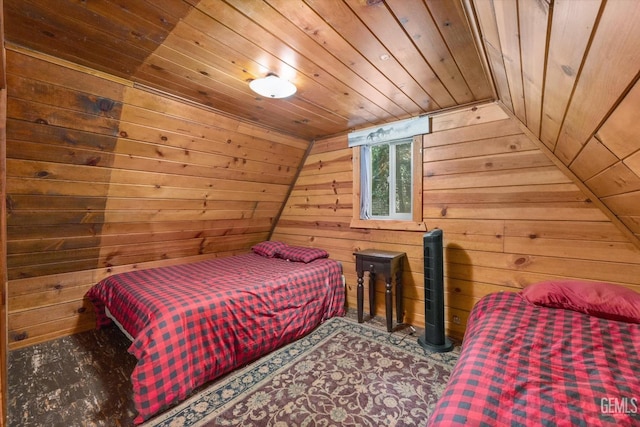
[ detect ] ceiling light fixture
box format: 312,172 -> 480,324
249,73 -> 297,99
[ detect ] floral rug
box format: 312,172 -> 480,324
144,317 -> 459,427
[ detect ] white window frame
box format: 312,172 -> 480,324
351,134 -> 425,231
363,137 -> 414,220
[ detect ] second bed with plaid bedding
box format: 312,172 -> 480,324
87,252 -> 345,424
428,291 -> 640,426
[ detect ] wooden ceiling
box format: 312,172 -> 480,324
4,0 -> 494,140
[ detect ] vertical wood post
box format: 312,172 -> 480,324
0,0 -> 8,424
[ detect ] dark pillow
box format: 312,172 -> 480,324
520,280 -> 640,324
278,245 -> 329,263
251,241 -> 287,258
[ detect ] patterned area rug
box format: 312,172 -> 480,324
144,317 -> 459,427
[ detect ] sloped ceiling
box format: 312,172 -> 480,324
4,0 -> 493,140
3,0 -> 640,246
471,0 -> 640,245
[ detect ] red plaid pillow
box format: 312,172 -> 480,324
521,280 -> 640,323
278,245 -> 329,263
251,241 -> 287,258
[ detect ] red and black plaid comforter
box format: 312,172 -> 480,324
428,292 -> 640,426
86,253 -> 345,424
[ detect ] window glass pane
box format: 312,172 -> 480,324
371,144 -> 389,216
395,141 -> 412,214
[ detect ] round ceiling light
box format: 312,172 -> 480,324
249,74 -> 297,99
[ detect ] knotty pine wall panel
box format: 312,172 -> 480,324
473,0 -> 640,245
273,102 -> 640,340
0,8 -> 8,419
5,50 -> 309,349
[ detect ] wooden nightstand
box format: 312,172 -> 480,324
354,249 -> 406,332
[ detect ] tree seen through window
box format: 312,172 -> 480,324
370,138 -> 412,219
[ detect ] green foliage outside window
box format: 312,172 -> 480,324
370,139 -> 412,219
371,144 -> 389,216
395,141 -> 412,215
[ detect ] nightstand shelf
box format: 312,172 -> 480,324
354,249 -> 406,332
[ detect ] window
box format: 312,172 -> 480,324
351,135 -> 425,231
363,138 -> 413,220
348,116 -> 429,231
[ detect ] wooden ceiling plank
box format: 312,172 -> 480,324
343,0 -> 456,109
133,58 -> 335,138
148,44 -> 353,127
570,136 -> 618,182
106,0 -> 187,32
586,162 -> 640,198
140,0 -> 194,20
4,11 -> 142,78
165,24 -> 352,126
625,150 -> 640,178
555,1 -> 640,165
20,0 -> 160,55
602,191 -> 640,216
471,0 -> 513,112
492,0 -> 526,124
619,216 -> 640,235
176,8 -> 349,132
517,0 -> 549,139
304,0 -> 439,112
159,36 -> 393,131
386,0 -> 474,104
540,0 -> 601,151
266,0 -> 416,116
596,76 -> 640,159
214,0 -> 406,123
585,162 -> 640,197
81,0 -> 174,46
427,0 -> 494,101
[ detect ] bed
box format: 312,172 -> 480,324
86,241 -> 345,424
427,280 -> 640,426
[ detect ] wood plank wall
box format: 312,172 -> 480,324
472,0 -> 640,245
0,0 -> 8,421
272,102 -> 640,340
5,49 -> 310,349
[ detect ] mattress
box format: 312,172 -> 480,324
87,252 -> 345,424
428,291 -> 640,426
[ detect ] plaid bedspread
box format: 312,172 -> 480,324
428,292 -> 640,426
86,253 -> 345,424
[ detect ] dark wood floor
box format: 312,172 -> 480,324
8,323 -> 137,426
7,309 -> 435,426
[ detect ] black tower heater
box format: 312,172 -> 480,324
418,229 -> 453,352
